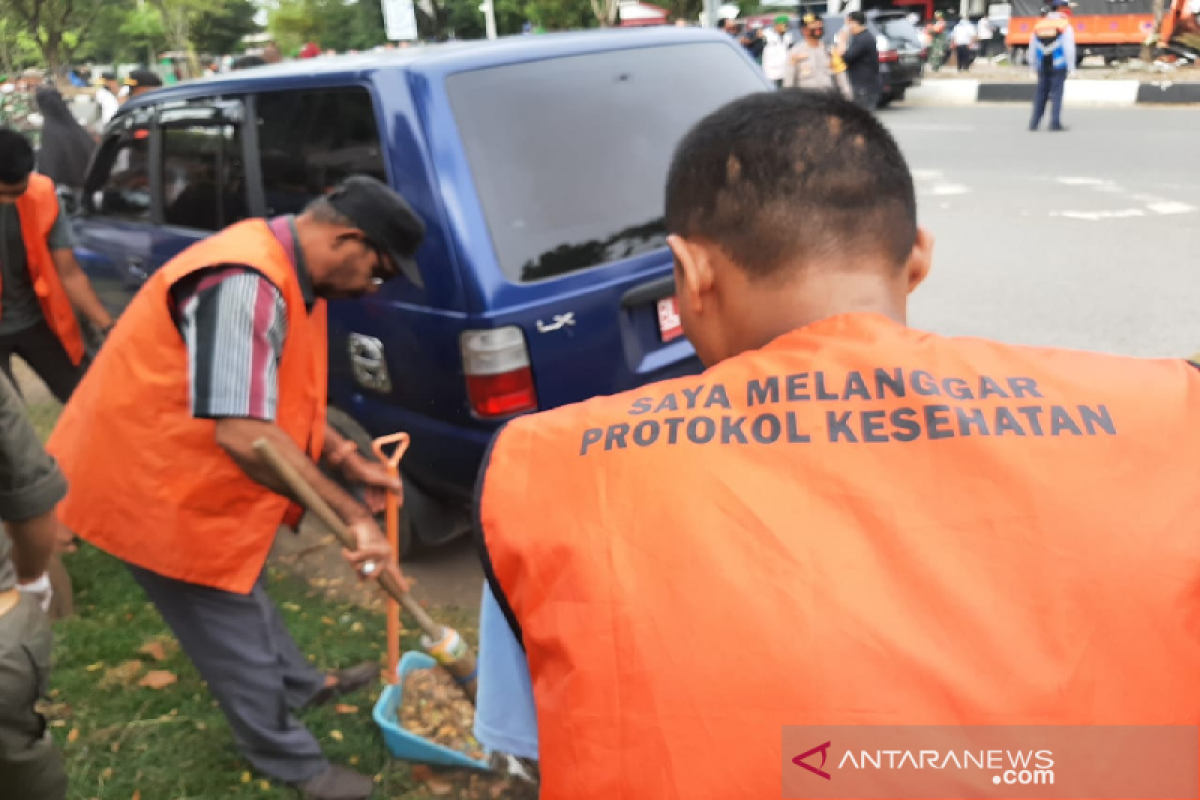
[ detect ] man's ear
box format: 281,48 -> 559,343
904,226 -> 934,294
667,234 -> 715,315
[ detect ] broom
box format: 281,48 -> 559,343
253,438 -> 479,701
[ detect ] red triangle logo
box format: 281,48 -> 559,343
793,740 -> 832,780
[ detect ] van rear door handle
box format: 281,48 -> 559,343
620,275 -> 676,309
126,258 -> 148,281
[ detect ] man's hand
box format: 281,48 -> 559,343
344,519 -> 395,583
341,452 -> 402,514
16,573 -> 52,613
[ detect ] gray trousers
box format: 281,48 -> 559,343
0,594 -> 67,800
127,563 -> 329,783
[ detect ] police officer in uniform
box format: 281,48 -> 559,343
0,369 -> 70,800
1029,0 -> 1076,131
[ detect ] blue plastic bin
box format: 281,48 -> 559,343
373,651 -> 490,770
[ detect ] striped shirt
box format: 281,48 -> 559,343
170,267 -> 287,420
168,217 -> 314,421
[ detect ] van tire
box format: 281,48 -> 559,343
323,407 -> 415,558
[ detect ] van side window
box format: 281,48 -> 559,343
85,127 -> 152,221
161,123 -> 248,232
256,88 -> 387,215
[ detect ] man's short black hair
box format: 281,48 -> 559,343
848,10 -> 867,24
0,128 -> 35,185
664,90 -> 917,280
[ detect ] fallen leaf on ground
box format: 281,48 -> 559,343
132,791 -> 141,800
85,662 -> 105,672
241,772 -> 251,784
101,768 -> 113,780
282,602 -> 301,612
259,780 -> 270,790
329,730 -> 343,742
349,756 -> 359,765
67,728 -> 79,743
138,670 -> 178,690
321,616 -> 335,625
101,661 -> 144,688
334,704 -> 358,715
427,777 -> 454,796
137,641 -> 167,662
410,765 -> 434,782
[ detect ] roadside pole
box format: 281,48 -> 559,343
481,0 -> 498,39
703,0 -> 721,27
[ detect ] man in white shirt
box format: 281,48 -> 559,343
977,16 -> 995,57
94,73 -> 120,128
761,15 -> 795,87
951,17 -> 978,71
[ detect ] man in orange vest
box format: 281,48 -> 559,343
48,176 -> 425,800
0,128 -> 114,402
472,90 -> 1200,799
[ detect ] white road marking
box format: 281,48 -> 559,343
1051,209 -> 1147,221
1056,177 -> 1109,186
888,123 -> 977,133
1145,201 -> 1197,215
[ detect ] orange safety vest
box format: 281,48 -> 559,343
13,173 -> 85,365
478,313 -> 1200,800
48,219 -> 328,594
1033,15 -> 1070,45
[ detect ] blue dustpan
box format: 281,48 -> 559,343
373,651 -> 490,770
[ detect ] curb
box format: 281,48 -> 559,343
906,79 -> 1200,106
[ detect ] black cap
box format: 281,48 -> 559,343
101,71 -> 118,82
326,176 -> 426,288
125,69 -> 163,89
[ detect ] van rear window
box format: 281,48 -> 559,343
446,42 -> 766,284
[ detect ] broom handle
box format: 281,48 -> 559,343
251,438 -> 443,639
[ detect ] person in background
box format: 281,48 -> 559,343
761,15 -> 796,88
740,22 -> 767,64
951,15 -> 978,71
928,11 -> 949,70
33,87 -> 95,192
784,14 -> 837,92
977,15 -> 996,57
95,72 -> 121,126
263,41 -> 284,64
841,11 -> 881,109
0,369 -> 72,800
48,176 -> 426,800
0,128 -> 113,404
1029,0 -> 1075,131
471,88 -> 1200,798
124,69 -> 163,99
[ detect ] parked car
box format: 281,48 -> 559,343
71,29 -> 772,555
819,10 -> 927,106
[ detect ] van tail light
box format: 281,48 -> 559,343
461,327 -> 538,419
879,49 -> 899,63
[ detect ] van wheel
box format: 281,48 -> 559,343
323,407 -> 415,558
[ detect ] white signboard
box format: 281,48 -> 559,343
383,0 -> 419,41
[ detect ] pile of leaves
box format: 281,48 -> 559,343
400,668 -> 485,761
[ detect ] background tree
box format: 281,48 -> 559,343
192,0 -> 260,55
4,0 -> 106,73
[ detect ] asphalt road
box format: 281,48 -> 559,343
882,104 -> 1200,357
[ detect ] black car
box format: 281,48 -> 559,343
816,10 -> 927,106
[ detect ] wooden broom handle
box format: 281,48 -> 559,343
251,438 -> 443,638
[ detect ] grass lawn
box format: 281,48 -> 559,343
27,401 -> 485,799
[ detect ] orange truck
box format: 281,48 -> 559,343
1007,0 -> 1198,65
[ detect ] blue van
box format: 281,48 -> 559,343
73,29 -> 771,553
